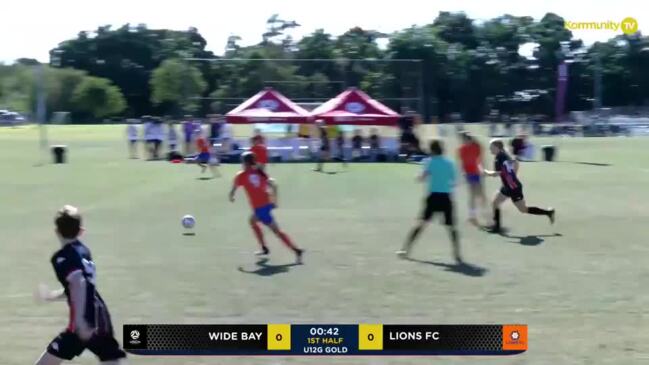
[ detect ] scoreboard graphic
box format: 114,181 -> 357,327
124,324 -> 527,356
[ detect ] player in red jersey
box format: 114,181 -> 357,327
249,135 -> 269,172
458,131 -> 486,226
195,134 -> 220,178
229,152 -> 303,263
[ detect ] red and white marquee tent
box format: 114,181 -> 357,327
310,88 -> 400,126
226,88 -> 311,124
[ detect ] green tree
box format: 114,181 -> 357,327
44,67 -> 88,117
150,59 -> 207,115
71,76 -> 126,119
296,29 -> 338,81
0,64 -> 33,113
433,11 -> 478,49
51,24 -> 215,116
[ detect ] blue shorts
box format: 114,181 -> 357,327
197,152 -> 210,164
254,204 -> 275,225
466,174 -> 481,185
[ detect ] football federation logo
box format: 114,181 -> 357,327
344,102 -> 365,113
257,99 -> 280,111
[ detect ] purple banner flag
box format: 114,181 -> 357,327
554,62 -> 569,123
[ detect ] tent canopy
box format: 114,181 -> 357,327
311,88 -> 400,126
226,88 -> 311,124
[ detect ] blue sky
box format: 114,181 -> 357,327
1,0 -> 646,63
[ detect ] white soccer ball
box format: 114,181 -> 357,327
181,215 -> 196,229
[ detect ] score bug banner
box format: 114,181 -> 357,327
124,324 -> 527,356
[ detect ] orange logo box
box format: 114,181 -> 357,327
502,325 -> 528,351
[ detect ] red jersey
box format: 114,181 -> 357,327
459,142 -> 481,175
250,144 -> 268,164
234,169 -> 272,208
196,137 -> 209,153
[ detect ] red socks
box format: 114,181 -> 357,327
277,231 -> 298,251
252,221 -> 298,252
250,222 -> 267,248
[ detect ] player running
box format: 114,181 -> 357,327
250,135 -> 269,172
195,134 -> 220,178
457,131 -> 486,226
229,152 -> 303,263
397,140 -> 463,263
34,205 -> 127,365
483,139 -> 555,233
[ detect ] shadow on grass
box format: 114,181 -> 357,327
503,233 -> 563,246
196,176 -> 215,181
405,258 -> 488,277
313,168 -> 347,175
558,161 -> 612,167
238,258 -> 300,277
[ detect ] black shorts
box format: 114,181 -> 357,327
47,330 -> 126,362
421,193 -> 454,225
500,186 -> 524,202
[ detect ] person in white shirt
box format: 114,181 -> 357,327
142,117 -> 154,159
125,120 -> 139,159
151,119 -> 165,159
168,122 -> 178,152
220,121 -> 233,154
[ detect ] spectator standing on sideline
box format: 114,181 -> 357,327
369,128 -> 381,161
126,120 -> 139,159
314,120 -> 330,172
209,115 -> 223,145
220,120 -> 233,154
151,118 -> 164,159
182,116 -> 194,155
351,129 -> 364,161
336,129 -> 347,167
142,116 -> 154,159
168,121 -> 178,152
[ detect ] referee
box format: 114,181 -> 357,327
397,140 -> 463,263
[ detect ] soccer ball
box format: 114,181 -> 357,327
181,215 -> 196,229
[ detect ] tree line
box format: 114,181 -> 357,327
0,12 -> 647,123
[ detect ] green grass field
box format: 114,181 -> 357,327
1,125 -> 648,365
